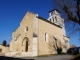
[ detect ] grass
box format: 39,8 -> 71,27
71,54 -> 80,59
37,54 -> 57,57
13,53 -> 69,58
37,53 -> 68,57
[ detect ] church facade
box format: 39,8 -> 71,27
6,10 -> 70,57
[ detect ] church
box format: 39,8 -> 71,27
5,9 -> 70,57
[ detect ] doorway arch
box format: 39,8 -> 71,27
22,37 -> 29,52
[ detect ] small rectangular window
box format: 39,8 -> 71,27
45,33 -> 46,41
45,33 -> 48,42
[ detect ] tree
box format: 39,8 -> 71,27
53,0 -> 80,36
53,0 -> 80,24
48,36 -> 62,54
2,40 -> 7,47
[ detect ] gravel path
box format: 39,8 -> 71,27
23,55 -> 73,60
0,54 -> 73,60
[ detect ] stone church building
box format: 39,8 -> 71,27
6,9 -> 70,57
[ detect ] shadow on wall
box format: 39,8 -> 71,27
0,56 -> 34,60
57,47 -> 62,54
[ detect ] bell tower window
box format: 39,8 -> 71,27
50,19 -> 51,22
51,12 -> 53,16
52,17 -> 54,22
55,17 -> 57,21
53,19 -> 54,22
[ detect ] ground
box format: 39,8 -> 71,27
0,55 -> 72,60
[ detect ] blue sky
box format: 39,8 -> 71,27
0,0 -> 80,46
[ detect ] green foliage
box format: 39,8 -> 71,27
37,54 -> 57,57
2,40 -> 7,46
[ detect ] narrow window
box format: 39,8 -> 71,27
24,26 -> 28,32
55,17 -> 57,21
53,11 -> 55,14
45,33 -> 48,42
45,33 -> 46,41
52,17 -> 54,22
51,12 -> 53,16
26,26 -> 28,31
53,19 -> 54,22
50,19 -> 51,22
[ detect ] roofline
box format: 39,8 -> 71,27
37,16 -> 62,28
63,35 -> 70,38
49,9 -> 60,13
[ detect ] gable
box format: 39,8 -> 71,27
20,12 -> 35,26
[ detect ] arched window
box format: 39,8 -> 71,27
53,19 -> 54,22
52,17 -> 54,22
51,12 -> 53,16
26,26 -> 28,31
50,19 -> 51,22
55,17 -> 57,21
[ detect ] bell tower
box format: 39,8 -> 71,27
48,9 -> 66,36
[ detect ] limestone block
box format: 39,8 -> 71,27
21,52 -> 32,57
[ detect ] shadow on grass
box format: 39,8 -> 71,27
0,56 -> 34,60
70,54 -> 80,60
70,56 -> 80,60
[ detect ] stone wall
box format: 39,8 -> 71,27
0,45 -> 9,54
38,18 -> 63,55
9,12 -> 70,57
10,12 -> 36,53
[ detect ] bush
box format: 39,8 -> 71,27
2,40 -> 7,46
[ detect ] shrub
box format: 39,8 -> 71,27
2,40 -> 7,46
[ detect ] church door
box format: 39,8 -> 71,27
25,41 -> 28,52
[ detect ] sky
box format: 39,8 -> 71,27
0,0 -> 80,47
